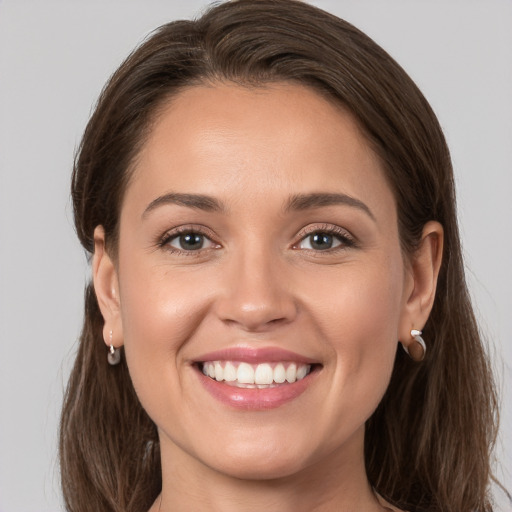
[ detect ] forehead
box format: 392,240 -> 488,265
125,82 -> 395,219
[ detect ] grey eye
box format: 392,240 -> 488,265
169,233 -> 213,251
299,232 -> 342,251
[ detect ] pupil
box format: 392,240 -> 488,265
180,233 -> 203,250
311,233 -> 332,250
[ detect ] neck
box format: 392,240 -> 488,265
150,428 -> 388,512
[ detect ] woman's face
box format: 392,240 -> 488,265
106,83 -> 414,479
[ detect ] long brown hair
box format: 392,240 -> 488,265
60,1 -> 499,511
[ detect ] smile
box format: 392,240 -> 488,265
201,361 -> 312,388
194,348 -> 320,410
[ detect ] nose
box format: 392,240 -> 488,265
214,247 -> 298,332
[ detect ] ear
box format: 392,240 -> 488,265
399,221 -> 444,360
93,226 -> 123,349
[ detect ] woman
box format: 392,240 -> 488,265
59,1 -> 499,511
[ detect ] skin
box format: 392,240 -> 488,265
93,83 -> 443,512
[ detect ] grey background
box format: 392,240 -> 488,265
0,1 -> 511,510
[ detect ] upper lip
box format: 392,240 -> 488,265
194,346 -> 320,365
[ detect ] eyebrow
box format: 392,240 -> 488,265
142,191 -> 375,221
142,192 -> 224,218
285,192 -> 375,221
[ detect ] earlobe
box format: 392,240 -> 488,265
92,226 -> 123,348
399,221 -> 444,360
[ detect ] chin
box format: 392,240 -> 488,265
211,454 -> 308,481
196,433 -> 318,481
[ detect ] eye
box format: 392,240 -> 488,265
295,226 -> 355,252
298,232 -> 342,251
167,232 -> 215,251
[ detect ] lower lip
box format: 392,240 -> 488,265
196,367 -> 316,410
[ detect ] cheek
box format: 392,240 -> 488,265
307,254 -> 404,341
122,284 -> 207,346
304,254 -> 404,413
116,265 -> 222,442
116,255 -> 212,397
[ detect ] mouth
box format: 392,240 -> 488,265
199,361 -> 313,388
193,347 -> 321,410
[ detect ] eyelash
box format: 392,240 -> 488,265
293,224 -> 356,252
157,225 -> 220,256
157,223 -> 356,255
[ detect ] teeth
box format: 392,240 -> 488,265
274,363 -> 286,383
201,361 -> 312,386
214,361 -> 224,381
286,363 -> 297,383
237,363 -> 254,384
254,363 -> 273,385
296,364 -> 308,380
223,361 -> 237,382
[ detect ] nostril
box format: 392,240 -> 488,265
213,269 -> 299,331
223,315 -> 291,332
218,303 -> 296,332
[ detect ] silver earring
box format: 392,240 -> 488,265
411,329 -> 426,354
107,330 -> 121,366
402,329 -> 426,361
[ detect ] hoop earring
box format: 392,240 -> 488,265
402,329 -> 426,361
107,330 -> 121,366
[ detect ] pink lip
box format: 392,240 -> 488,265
193,346 -> 320,410
196,369 -> 317,410
194,346 -> 318,365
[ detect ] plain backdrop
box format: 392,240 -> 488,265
0,1 -> 511,511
